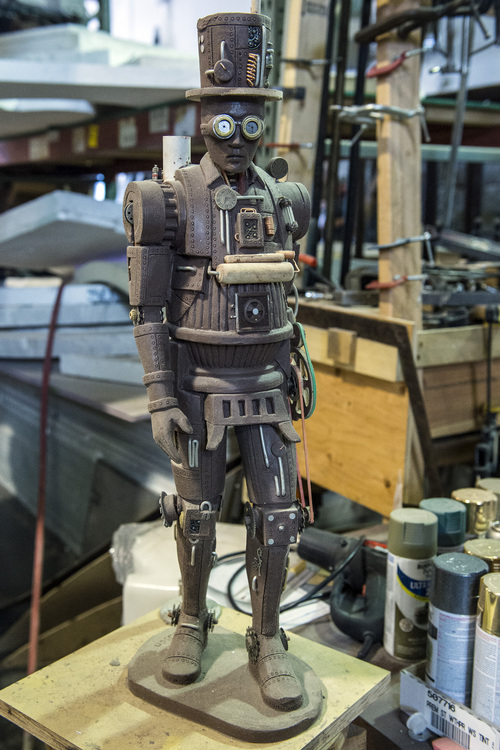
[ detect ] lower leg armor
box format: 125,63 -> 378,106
162,499 -> 218,685
245,509 -> 303,711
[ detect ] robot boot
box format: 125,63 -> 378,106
162,503 -> 217,685
245,533 -> 303,711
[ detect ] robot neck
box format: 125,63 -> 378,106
226,170 -> 247,194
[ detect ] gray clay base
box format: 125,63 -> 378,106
127,625 -> 326,743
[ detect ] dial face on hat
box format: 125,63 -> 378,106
200,99 -> 265,176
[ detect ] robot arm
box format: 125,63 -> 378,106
124,179 -> 192,462
133,320 -> 192,462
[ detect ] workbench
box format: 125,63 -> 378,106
0,607 -> 390,750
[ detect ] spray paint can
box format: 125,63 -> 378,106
487,521 -> 500,541
451,487 -> 497,539
464,538 -> 500,572
426,552 -> 489,706
384,508 -> 437,660
471,573 -> 500,724
419,498 -> 466,554
476,477 -> 500,520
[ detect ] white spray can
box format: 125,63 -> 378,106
384,508 -> 437,660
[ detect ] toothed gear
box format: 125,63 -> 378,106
298,504 -> 310,534
289,346 -> 316,420
168,603 -> 181,626
244,501 -> 256,538
207,610 -> 218,632
279,627 -> 289,651
245,627 -> 260,664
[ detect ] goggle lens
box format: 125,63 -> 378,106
242,116 -> 264,141
208,115 -> 264,141
213,116 -> 235,139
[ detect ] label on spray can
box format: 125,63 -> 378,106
471,618 -> 500,724
426,603 -> 476,705
384,552 -> 433,659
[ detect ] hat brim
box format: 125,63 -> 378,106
186,87 -> 283,102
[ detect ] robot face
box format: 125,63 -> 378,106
200,98 -> 265,176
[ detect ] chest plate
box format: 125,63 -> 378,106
177,163 -> 290,266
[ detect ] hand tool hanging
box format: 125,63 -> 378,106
339,0 -> 373,287
441,13 -> 475,228
305,0 -> 339,267
322,0 -> 352,283
474,306 -> 500,478
354,0 -> 495,45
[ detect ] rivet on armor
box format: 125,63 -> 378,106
271,441 -> 285,457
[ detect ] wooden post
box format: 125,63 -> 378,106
375,0 -> 425,503
375,0 -> 422,326
277,0 -> 328,191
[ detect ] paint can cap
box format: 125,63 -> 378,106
388,508 -> 437,559
465,538 -> 500,572
420,498 -> 466,548
452,487 -> 497,536
478,572 -> 500,636
430,551 -> 489,614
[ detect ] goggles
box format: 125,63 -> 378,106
202,114 -> 264,141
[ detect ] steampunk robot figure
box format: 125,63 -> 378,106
124,9 -> 313,713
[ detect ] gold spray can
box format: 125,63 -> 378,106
464,538 -> 500,572
476,477 -> 500,520
471,573 -> 500,724
451,488 -> 497,538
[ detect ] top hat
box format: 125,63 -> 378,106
186,12 -> 282,101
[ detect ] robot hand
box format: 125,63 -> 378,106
151,408 -> 193,463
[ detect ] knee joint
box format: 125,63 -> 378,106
245,503 -> 300,546
178,498 -> 218,539
159,493 -> 219,540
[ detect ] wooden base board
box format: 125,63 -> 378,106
0,608 -> 390,750
128,626 -> 325,743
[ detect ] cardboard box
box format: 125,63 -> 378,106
400,663 -> 500,750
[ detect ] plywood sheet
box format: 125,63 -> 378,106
423,360 -> 500,438
0,608 -> 390,750
297,364 -> 409,516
